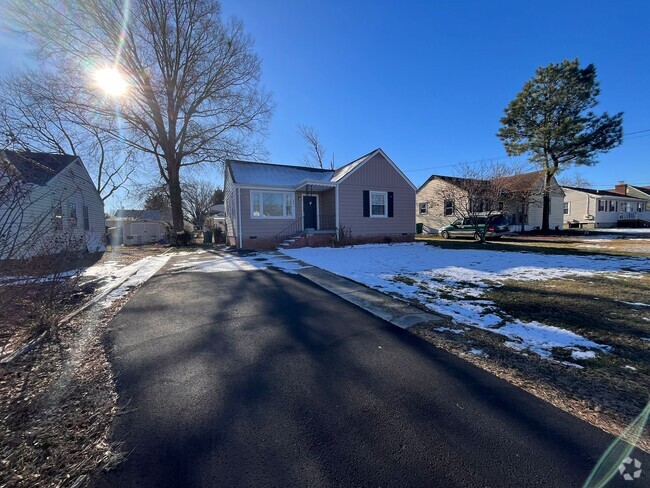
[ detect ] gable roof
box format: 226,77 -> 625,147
1,150 -> 79,186
227,148 -> 416,191
331,148 -> 378,182
563,186 -> 645,199
629,185 -> 650,197
418,170 -> 548,193
227,160 -> 334,187
331,148 -> 417,190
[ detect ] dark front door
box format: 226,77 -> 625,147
303,196 -> 317,229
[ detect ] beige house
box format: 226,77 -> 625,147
562,186 -> 649,229
612,183 -> 650,212
416,170 -> 564,233
224,148 -> 416,249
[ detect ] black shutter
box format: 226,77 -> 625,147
363,190 -> 370,217
387,192 -> 394,217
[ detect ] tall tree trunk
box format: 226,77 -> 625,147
167,160 -> 185,237
541,171 -> 553,232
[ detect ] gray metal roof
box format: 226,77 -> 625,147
1,150 -> 78,186
227,160 -> 334,187
563,187 -> 645,199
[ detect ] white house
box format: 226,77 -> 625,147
562,186 -> 649,228
0,150 -> 105,259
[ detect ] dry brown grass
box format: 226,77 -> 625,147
409,236 -> 650,452
417,233 -> 650,257
0,244 -> 168,487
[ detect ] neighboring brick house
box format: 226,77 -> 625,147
416,170 -> 564,233
224,148 -> 416,249
562,186 -> 649,228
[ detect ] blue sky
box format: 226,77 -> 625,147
1,0 -> 649,209
218,0 -> 650,189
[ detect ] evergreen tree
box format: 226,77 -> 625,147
497,59 -> 623,230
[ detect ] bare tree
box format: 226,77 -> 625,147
3,0 -> 274,239
0,73 -> 136,201
298,124 -> 334,169
436,162 -> 521,243
557,172 -> 592,188
182,178 -> 215,229
142,184 -> 170,214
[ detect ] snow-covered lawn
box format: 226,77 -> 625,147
282,243 -> 650,361
585,228 -> 650,235
81,253 -> 171,308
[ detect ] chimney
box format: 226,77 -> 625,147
614,181 -> 627,195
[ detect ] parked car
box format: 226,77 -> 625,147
439,214 -> 510,240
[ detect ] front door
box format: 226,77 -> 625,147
303,196 -> 317,230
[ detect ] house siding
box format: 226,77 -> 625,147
523,178 -> 564,230
224,168 -> 239,246
562,188 -> 646,228
416,178 -> 461,232
1,158 -> 104,259
338,153 -> 415,236
627,187 -> 650,210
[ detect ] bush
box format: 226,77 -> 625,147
175,230 -> 193,246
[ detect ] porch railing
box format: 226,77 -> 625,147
274,214 -> 338,244
317,214 -> 337,231
275,216 -> 303,244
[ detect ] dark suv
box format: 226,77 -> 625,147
438,214 -> 510,240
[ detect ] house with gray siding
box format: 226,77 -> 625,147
0,150 -> 105,259
224,148 -> 416,249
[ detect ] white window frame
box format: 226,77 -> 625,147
250,191 -> 295,219
370,191 -> 388,218
563,201 -> 570,215
418,202 -> 428,215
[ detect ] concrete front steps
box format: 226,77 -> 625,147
279,232 -> 335,249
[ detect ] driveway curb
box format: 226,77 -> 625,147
277,254 -> 445,329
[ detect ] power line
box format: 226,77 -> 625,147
625,129 -> 650,136
404,128 -> 650,174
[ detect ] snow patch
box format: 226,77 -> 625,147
282,243 -> 645,359
171,252 -> 308,275
469,348 -> 488,357
571,349 -> 597,360
433,327 -> 465,334
99,254 -> 171,307
617,301 -> 650,307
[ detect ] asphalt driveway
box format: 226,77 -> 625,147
94,261 -> 644,487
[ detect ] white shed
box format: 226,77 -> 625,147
108,209 -> 169,246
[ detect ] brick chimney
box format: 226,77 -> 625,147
614,181 -> 627,195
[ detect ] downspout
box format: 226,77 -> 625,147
237,186 -> 243,248
335,184 -> 340,240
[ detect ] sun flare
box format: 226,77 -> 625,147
94,67 -> 128,97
